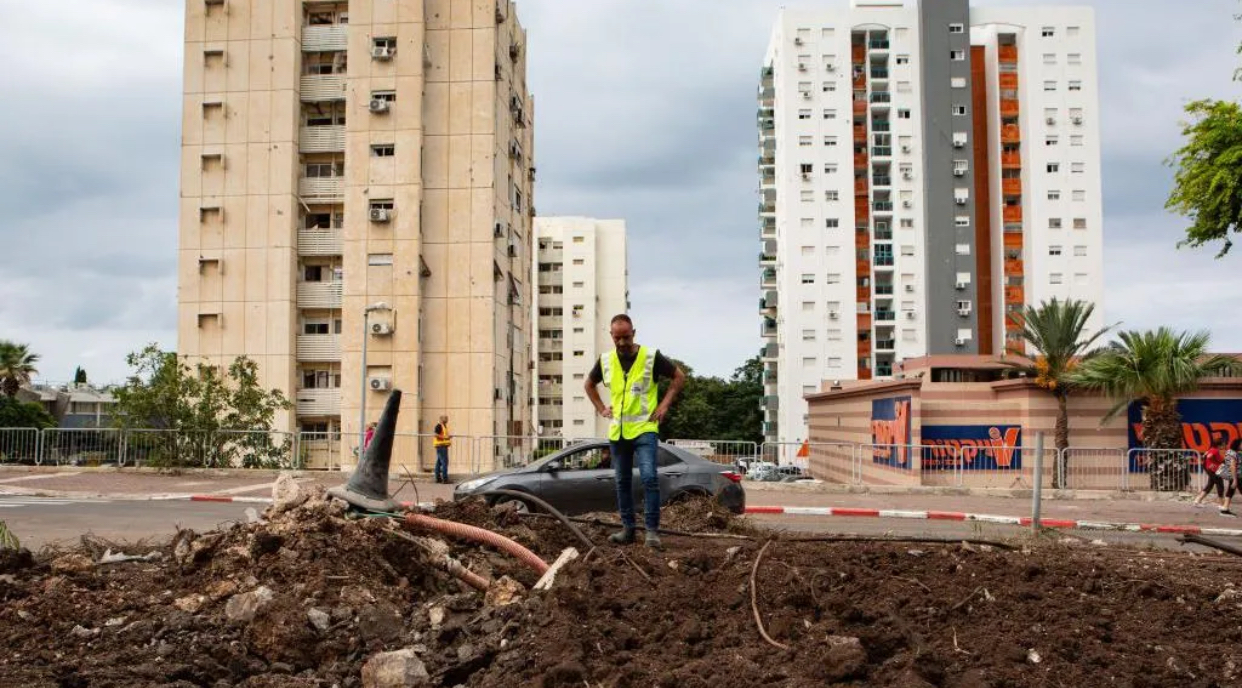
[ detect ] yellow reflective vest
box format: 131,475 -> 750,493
601,346 -> 660,441
434,423 -> 451,448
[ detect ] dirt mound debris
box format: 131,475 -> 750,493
1,488 -> 1241,687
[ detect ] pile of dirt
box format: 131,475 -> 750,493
3,489 -> 1242,687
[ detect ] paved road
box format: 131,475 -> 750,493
5,496 -> 1241,556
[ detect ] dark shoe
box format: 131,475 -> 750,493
609,528 -> 636,545
644,532 -> 663,550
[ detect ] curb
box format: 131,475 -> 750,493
744,505 -> 1242,538
180,495 -> 438,511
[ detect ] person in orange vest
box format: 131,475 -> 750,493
433,415 -> 452,484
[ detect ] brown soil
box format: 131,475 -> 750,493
2,491 -> 1242,687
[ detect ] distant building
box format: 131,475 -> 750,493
532,218 -> 629,439
17,384 -> 117,428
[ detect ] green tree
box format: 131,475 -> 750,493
1070,328 -> 1241,490
112,345 -> 293,468
656,357 -> 763,445
0,342 -> 39,398
0,396 -> 56,429
73,367 -> 87,385
1166,99 -> 1242,257
1001,298 -> 1112,487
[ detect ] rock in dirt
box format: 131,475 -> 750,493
822,635 -> 866,682
174,594 -> 207,613
70,625 -> 98,639
360,649 -> 430,688
484,576 -> 524,607
225,586 -> 275,623
307,608 -> 331,632
271,474 -> 308,513
51,553 -> 93,574
1216,588 -> 1242,604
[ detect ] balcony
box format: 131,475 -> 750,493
296,335 -> 341,363
873,201 -> 894,212
852,100 -> 868,116
856,286 -> 871,300
872,175 -> 891,187
999,45 -> 1018,63
761,291 -> 778,310
299,125 -> 345,153
761,319 -> 777,338
874,255 -> 895,267
295,388 -> 341,416
1005,286 -> 1025,303
870,69 -> 889,80
298,176 -> 345,201
759,253 -> 777,265
999,72 -> 1019,90
761,343 -> 779,360
857,341 -> 872,356
301,24 -> 348,52
855,260 -> 872,275
869,40 -> 890,51
857,313 -> 873,330
854,179 -> 869,196
876,339 -> 896,351
761,268 -> 777,285
875,310 -> 895,321
1003,206 -> 1023,223
872,146 -> 892,158
759,201 -> 775,215
764,396 -> 779,411
299,74 -> 346,102
540,270 -> 564,287
296,281 -> 343,308
1000,99 -> 1020,117
853,152 -> 869,168
1004,259 -> 1025,274
869,92 -> 891,104
758,155 -> 775,168
852,45 -> 866,62
874,229 -> 893,241
298,228 -> 343,256
853,74 -> 867,90
872,120 -> 891,133
875,284 -> 894,295
1000,124 -> 1021,143
1001,152 -> 1022,169
1002,178 -> 1023,196
853,126 -> 868,143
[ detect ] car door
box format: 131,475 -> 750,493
628,446 -> 686,509
536,444 -> 616,514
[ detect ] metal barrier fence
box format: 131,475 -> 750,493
667,439 -> 759,467
1060,447 -> 1128,490
1127,448 -> 1203,492
799,442 -> 857,484
122,429 -> 297,470
759,441 -> 810,470
0,429 -> 40,465
41,428 -> 124,467
295,431 -> 343,471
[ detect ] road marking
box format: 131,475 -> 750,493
0,498 -> 90,509
0,473 -> 82,484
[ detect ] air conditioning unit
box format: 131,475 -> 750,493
368,376 -> 392,391
904,284 -> 915,293
1046,116 -> 1056,125
1071,116 -> 1083,125
801,91 -> 812,99
954,337 -> 967,346
957,306 -> 972,316
905,311 -> 916,319
369,207 -> 391,223
826,64 -> 836,72
902,171 -> 913,180
955,197 -> 968,205
902,200 -> 912,208
955,281 -> 968,290
798,63 -> 807,71
370,322 -> 393,336
801,173 -> 811,181
369,99 -> 390,114
371,46 -> 393,61
794,37 -> 804,45
828,311 -> 839,320
901,144 -> 912,153
952,139 -> 965,149
953,168 -> 966,177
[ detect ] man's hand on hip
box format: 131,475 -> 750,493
649,405 -> 670,423
597,406 -> 613,419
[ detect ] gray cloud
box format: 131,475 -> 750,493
1,0 -> 1239,385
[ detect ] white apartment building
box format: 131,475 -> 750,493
759,0 -> 1105,443
533,218 -> 629,440
178,0 -> 537,471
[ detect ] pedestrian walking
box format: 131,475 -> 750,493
363,422 -> 376,449
1221,440 -> 1242,516
584,314 -> 687,549
433,415 -> 452,484
1192,437 -> 1229,511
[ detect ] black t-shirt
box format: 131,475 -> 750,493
588,349 -> 677,385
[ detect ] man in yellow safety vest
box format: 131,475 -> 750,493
585,314 -> 686,549
433,415 -> 451,484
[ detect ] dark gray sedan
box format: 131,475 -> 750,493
452,440 -> 746,515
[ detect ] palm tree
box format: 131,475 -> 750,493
1001,298 -> 1112,487
1070,328 -> 1240,490
0,341 -> 40,398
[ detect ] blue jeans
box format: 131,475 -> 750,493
611,432 -> 660,531
435,446 -> 449,482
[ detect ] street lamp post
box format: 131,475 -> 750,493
359,302 -> 390,456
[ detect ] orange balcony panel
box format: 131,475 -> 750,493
853,75 -> 867,89
1002,206 -> 1023,223
1001,152 -> 1022,169
855,260 -> 872,274
853,100 -> 868,116
1004,259 -> 1024,274
852,45 -> 866,62
856,287 -> 871,300
1005,286 -> 1025,303
857,209 -> 871,223
1000,124 -> 1021,143
1002,233 -> 1024,249
1000,99 -> 1020,117
853,127 -> 867,143
999,45 -> 1018,63
858,345 -> 873,358
858,368 -> 873,380
999,72 -> 1019,90
853,153 -> 869,167
857,313 -> 873,330
854,179 -> 869,195
1002,178 -> 1022,196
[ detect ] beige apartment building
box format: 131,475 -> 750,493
532,218 -> 628,440
177,0 -> 536,472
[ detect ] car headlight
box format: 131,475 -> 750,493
456,476 -> 497,492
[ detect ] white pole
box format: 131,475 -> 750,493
1031,431 -> 1045,533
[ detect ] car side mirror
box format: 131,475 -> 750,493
545,460 -> 561,473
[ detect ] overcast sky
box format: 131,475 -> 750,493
0,0 -> 1237,385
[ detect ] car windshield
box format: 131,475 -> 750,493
528,442 -> 607,469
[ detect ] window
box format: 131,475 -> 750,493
826,273 -> 842,284
798,109 -> 812,120
825,245 -> 840,256
801,245 -> 815,256
824,136 -> 838,146
1048,190 -> 1061,201
822,28 -> 835,39
572,258 -> 584,265
371,90 -> 396,103
369,199 -> 394,211
823,109 -> 837,119
572,281 -> 584,288
1072,190 -> 1086,202
822,81 -> 836,92
1068,80 -> 1082,91
951,77 -> 966,89
953,159 -> 969,175
897,109 -> 911,119
827,357 -> 843,368
1046,135 -> 1059,146
801,190 -> 814,202
304,161 -> 343,177
803,357 -> 817,368
955,216 -> 970,228
1068,53 -> 1082,65
1050,273 -> 1063,285
1049,218 -> 1063,229
801,274 -> 815,284
826,329 -> 842,341
897,81 -> 912,93
826,218 -> 839,228
1071,162 -> 1085,174
1071,135 -> 1084,147
1047,163 -> 1060,173
800,217 -> 814,228
1042,26 -> 1055,37
798,81 -> 812,94
955,243 -> 971,255
802,301 -> 815,312
1070,107 -> 1084,121
368,253 -> 394,266
802,329 -> 817,341
372,36 -> 396,52
950,50 -> 965,61
824,163 -> 838,174
1049,245 -> 1062,256
900,218 -> 914,229
799,136 -> 813,147
1067,26 -> 1081,37
896,55 -> 910,65
1043,53 -> 1056,65
900,245 -> 915,256
371,144 -> 395,157
825,190 -> 839,201
802,385 -> 818,395
1073,218 -> 1087,229
952,104 -> 967,116
1043,81 -> 1057,92
1073,245 -> 1087,257
949,23 -> 965,34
